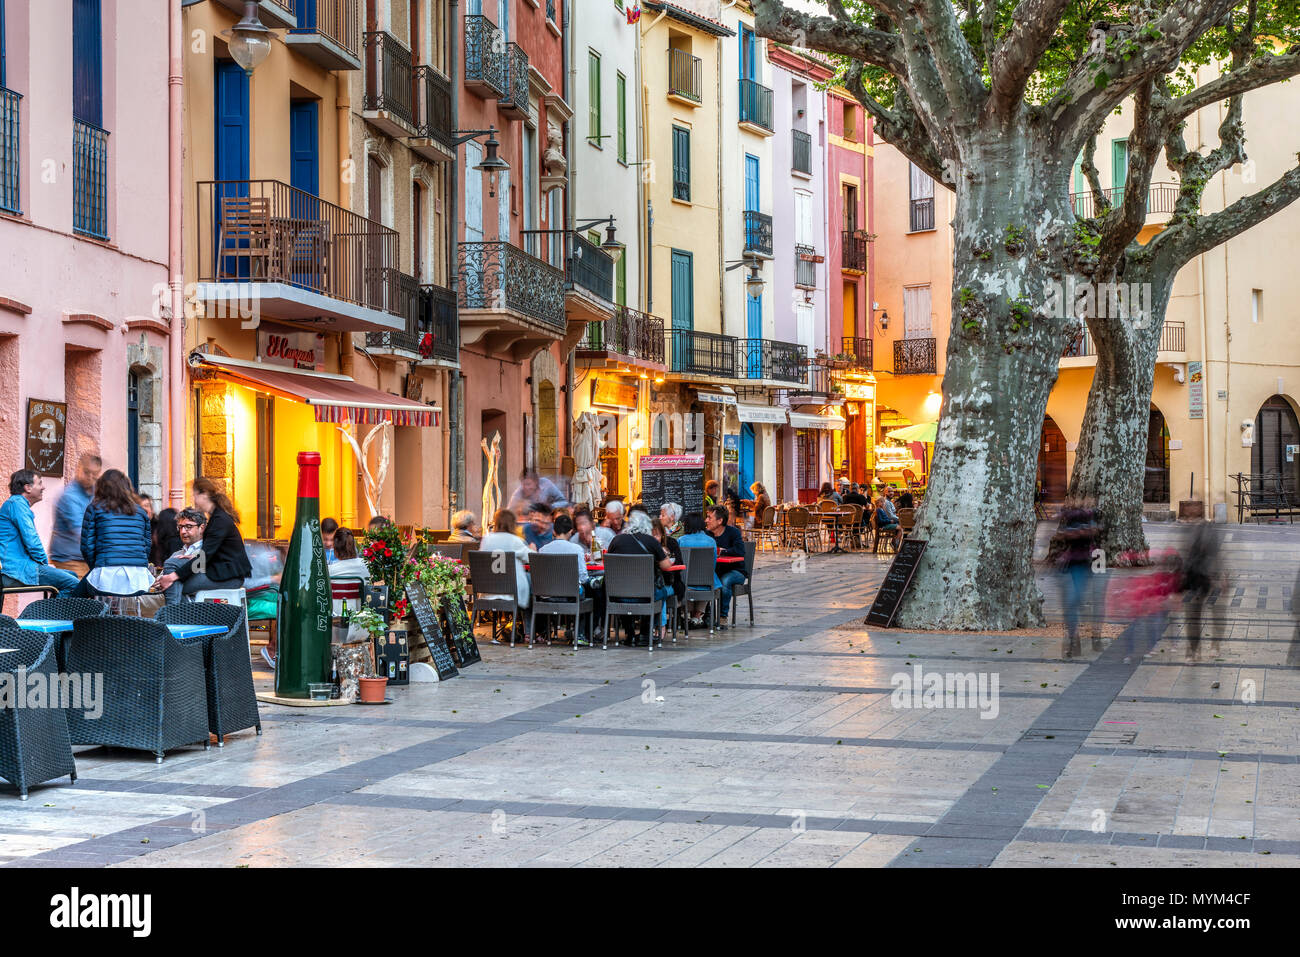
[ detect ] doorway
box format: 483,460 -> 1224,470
1253,395 -> 1299,497
1038,416 -> 1067,502
1144,407 -> 1170,504
740,423 -> 755,495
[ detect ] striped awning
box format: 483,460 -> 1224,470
194,354 -> 441,428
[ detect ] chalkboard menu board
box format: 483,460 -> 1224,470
865,539 -> 928,628
405,583 -> 458,680
442,597 -> 481,666
639,454 -> 706,518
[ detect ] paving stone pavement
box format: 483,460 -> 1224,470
3,523 -> 1299,868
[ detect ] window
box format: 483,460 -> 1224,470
903,284 -> 932,338
588,51 -> 601,145
73,0 -> 103,127
671,249 -> 693,330
413,181 -> 425,280
73,0 -> 107,239
672,125 -> 690,201
616,71 -> 627,163
1,0 -> 21,215
842,183 -> 858,232
1252,288 -> 1263,324
1112,138 -> 1129,192
842,101 -> 855,142
909,162 -> 935,232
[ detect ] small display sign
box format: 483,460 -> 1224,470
25,399 -> 68,478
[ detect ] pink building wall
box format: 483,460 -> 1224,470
826,91 -> 869,347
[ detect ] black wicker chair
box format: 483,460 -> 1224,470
528,552 -> 593,649
64,617 -> 210,764
19,597 -> 109,671
601,553 -> 667,653
155,603 -> 262,746
467,549 -> 526,646
725,541 -> 758,628
0,615 -> 15,629
0,627 -> 77,799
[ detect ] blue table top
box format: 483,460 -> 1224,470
15,620 -> 227,639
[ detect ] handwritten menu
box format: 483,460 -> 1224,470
404,583 -> 458,680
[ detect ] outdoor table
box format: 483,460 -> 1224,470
716,555 -> 744,565
666,565 -> 685,573
586,564 -> 604,573
16,620 -> 226,639
816,511 -> 854,555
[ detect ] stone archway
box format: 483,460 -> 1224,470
1144,406 -> 1170,505
1253,394 -> 1300,498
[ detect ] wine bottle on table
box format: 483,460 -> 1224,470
276,452 -> 333,699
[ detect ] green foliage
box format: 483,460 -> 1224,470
1006,297 -> 1031,333
1003,224 -> 1027,253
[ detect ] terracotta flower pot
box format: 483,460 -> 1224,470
358,676 -> 388,703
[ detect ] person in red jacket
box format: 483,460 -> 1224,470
1121,549 -> 1181,664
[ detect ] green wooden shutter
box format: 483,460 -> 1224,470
1112,138 -> 1128,192
671,250 -> 693,330
672,126 -> 690,201
617,72 -> 627,163
616,252 -> 627,307
589,51 -> 601,142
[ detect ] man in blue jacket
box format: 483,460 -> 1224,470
49,453 -> 100,577
0,470 -> 80,597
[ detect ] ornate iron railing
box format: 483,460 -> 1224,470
668,329 -> 736,378
1069,182 -> 1180,219
413,66 -> 453,146
743,210 -> 773,257
458,241 -> 566,330
292,0 -> 361,59
842,230 -> 867,271
738,78 -> 773,131
364,31 -> 414,126
736,338 -> 806,384
546,0 -> 556,22
909,196 -> 935,232
0,87 -> 19,215
369,279 -> 458,360
894,337 -> 937,375
500,43 -> 529,114
196,179 -> 400,314
464,15 -> 506,97
582,306 -> 666,365
73,119 -> 109,240
792,129 -> 812,174
520,229 -> 615,303
668,49 -> 702,102
841,337 -> 873,371
795,244 -> 817,288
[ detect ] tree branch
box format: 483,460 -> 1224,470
907,0 -> 989,115
748,0 -> 908,75
988,0 -> 1074,116
1167,52 -> 1300,121
844,64 -> 948,183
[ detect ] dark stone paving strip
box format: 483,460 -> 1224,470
1075,746 -> 1300,765
10,604 -> 873,868
783,649 -> 1299,668
529,723 -> 1011,753
886,634 -> 1147,869
677,679 -> 1055,699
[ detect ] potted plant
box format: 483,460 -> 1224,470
361,523 -> 409,599
351,608 -> 389,703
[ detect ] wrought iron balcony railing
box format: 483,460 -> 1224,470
743,210 -> 773,257
582,306 -> 666,365
1069,182 -> 1180,219
290,0 -> 362,62
520,229 -> 615,303
736,338 -> 807,384
841,230 -> 867,272
841,337 -> 873,371
413,66 -> 453,147
738,78 -> 774,132
458,241 -> 566,330
792,129 -> 812,175
364,31 -> 414,128
894,337 -> 937,375
0,87 -> 20,215
464,15 -> 506,97
909,196 -> 935,232
795,244 -> 817,288
196,179 -> 400,314
669,329 -> 736,378
500,43 -> 529,114
1062,320 -> 1186,358
73,119 -> 109,240
366,279 -> 458,361
668,49 -> 702,103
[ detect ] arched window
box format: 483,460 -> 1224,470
1253,395 -> 1300,497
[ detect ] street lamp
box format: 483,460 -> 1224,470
726,256 -> 765,299
575,215 -> 626,264
223,2 -> 273,76
453,126 -> 511,197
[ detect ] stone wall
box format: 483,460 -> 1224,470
198,380 -> 234,494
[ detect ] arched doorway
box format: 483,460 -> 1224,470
1253,395 -> 1300,497
1144,406 -> 1170,504
1038,416 -> 1067,502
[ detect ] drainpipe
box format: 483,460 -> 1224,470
167,0 -> 186,509
450,0 -> 463,509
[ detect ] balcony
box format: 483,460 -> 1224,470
464,15 -> 506,98
738,78 -> 774,134
795,244 -> 817,288
668,49 -> 702,104
736,338 -> 807,386
367,279 -> 458,364
783,362 -> 838,405
1,87 -> 20,215
211,0 -> 297,29
579,306 -> 667,369
894,337 -> 937,375
1061,320 -> 1186,361
909,197 -> 935,232
842,231 -> 867,272
363,32 -> 415,136
410,66 -> 454,161
286,0 -> 362,71
194,179 -> 403,333
1069,182 -> 1179,220
668,329 -> 736,379
743,210 -> 773,258
500,43 -> 529,116
792,129 -> 812,175
457,241 -> 567,360
841,337 -> 873,371
73,120 -> 109,241
521,229 -> 616,321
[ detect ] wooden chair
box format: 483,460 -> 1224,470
785,507 -> 819,553
754,506 -> 781,551
897,507 -> 916,539
283,221 -> 330,292
903,468 -> 921,490
217,195 -> 273,280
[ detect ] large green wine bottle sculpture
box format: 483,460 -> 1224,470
276,452 -> 332,698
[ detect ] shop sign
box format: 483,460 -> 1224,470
695,391 -> 736,407
25,399 -> 68,478
591,377 -> 639,410
841,381 -> 875,401
1188,361 -> 1204,419
258,324 -> 325,371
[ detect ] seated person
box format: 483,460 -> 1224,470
652,518 -> 685,611
659,502 -> 683,538
321,517 -> 339,563
0,470 -> 79,597
743,483 -> 772,526
898,490 -> 915,510
706,505 -> 747,629
704,480 -> 720,508
367,516 -> 392,533
478,509 -> 532,642
573,508 -> 597,560
875,490 -> 902,548
677,512 -> 722,627
538,513 -> 597,645
161,507 -> 208,606
593,499 -> 624,550
523,502 -> 555,551
606,510 -> 674,646
448,510 -> 481,544
328,527 -> 370,581
76,469 -> 152,598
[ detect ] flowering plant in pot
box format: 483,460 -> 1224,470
351,608 -> 389,703
362,524 -> 408,596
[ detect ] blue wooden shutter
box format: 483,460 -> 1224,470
290,101 -> 319,196
740,25 -> 755,79
1,0 -> 7,89
73,0 -> 102,126
745,154 -> 759,212
215,60 -> 250,277
295,0 -> 318,30
672,126 -> 689,201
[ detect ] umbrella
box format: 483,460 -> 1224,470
570,412 -> 602,511
886,421 -> 938,444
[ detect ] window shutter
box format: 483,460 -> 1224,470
72,0 -> 103,127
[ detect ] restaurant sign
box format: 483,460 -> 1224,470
1188,361 -> 1204,419
258,324 -> 325,371
25,399 -> 68,478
